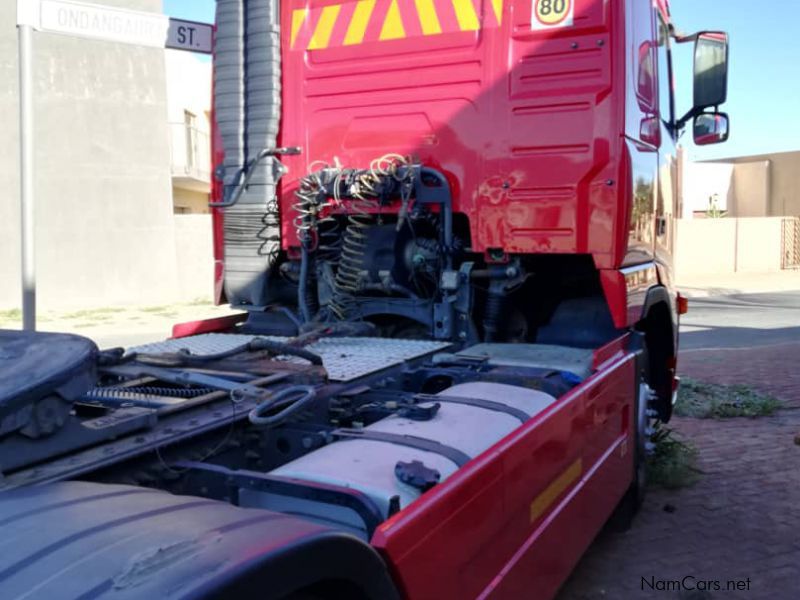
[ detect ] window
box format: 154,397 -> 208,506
184,110 -> 197,170
656,13 -> 674,129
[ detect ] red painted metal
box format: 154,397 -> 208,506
279,0 -> 623,265
592,332 -> 631,370
170,313 -> 246,339
372,352 -> 636,599
207,0 -> 686,329
677,293 -> 689,316
209,72 -> 226,306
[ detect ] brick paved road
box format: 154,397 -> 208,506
557,342 -> 800,600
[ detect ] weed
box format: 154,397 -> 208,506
140,306 -> 171,313
0,308 -> 22,322
676,378 -> 782,418
63,308 -> 115,320
186,297 -> 213,306
647,423 -> 700,489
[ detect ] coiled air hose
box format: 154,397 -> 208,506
292,154 -> 414,321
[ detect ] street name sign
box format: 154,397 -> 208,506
17,0 -> 213,53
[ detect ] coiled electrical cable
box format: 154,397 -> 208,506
331,154 -> 412,319
292,154 -> 416,321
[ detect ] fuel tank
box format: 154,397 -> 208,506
241,382 -> 556,538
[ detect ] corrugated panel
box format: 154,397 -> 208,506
216,0 -> 283,307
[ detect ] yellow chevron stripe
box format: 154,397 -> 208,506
344,0 -> 376,46
290,8 -> 308,48
451,0 -> 479,31
491,0 -> 502,24
530,459 -> 582,523
379,0 -> 406,41
414,0 -> 442,35
308,4 -> 342,50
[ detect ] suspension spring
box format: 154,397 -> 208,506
84,386 -> 217,404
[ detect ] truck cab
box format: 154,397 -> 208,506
0,1 -> 728,598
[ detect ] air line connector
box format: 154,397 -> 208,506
209,146 -> 303,208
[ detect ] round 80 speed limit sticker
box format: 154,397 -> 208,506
531,0 -> 574,30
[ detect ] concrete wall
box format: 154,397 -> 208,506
762,153 -> 800,217
675,218 -> 784,278
173,214 -> 214,301
731,161 -> 769,217
173,188 -> 209,214
698,151 -> 800,218
0,1 -> 218,311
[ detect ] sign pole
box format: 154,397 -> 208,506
18,23 -> 36,331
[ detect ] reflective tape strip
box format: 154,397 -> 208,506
308,4 -> 342,50
529,459 -> 583,523
344,0 -> 376,45
290,8 -> 308,48
379,0 -> 405,41
491,0 -> 503,24
414,0 -> 442,34
290,0 -> 501,51
450,0 -> 479,31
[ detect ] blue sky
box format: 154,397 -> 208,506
163,0 -> 799,162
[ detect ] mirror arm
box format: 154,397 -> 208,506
673,31 -> 699,44
676,106 -> 703,131
669,24 -> 697,44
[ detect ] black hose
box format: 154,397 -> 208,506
483,292 -> 506,342
298,243 -> 313,323
119,337 -> 323,368
248,385 -> 318,427
248,338 -> 323,365
294,321 -> 377,343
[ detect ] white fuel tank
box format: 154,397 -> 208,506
239,382 -> 557,538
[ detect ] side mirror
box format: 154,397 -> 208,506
694,32 -> 729,109
693,112 -> 730,145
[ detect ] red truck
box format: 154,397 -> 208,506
0,0 -> 728,598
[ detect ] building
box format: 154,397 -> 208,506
676,149 -> 800,277
0,0 -> 213,311
166,49 -> 212,214
681,150 -> 800,218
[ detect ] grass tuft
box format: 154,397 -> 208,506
140,305 -> 171,313
186,297 -> 213,306
647,423 -> 700,489
675,378 -> 782,418
0,308 -> 22,322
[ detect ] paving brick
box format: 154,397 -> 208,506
558,343 -> 800,600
